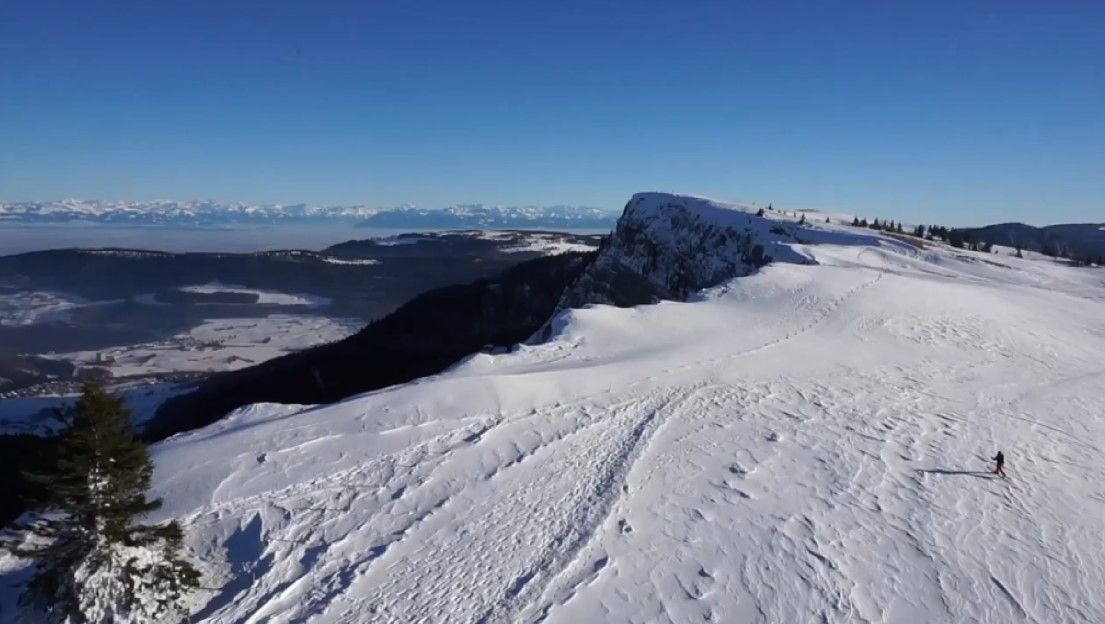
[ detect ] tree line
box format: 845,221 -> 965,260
848,216 -> 1103,264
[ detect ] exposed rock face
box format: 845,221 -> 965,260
559,193 -> 801,308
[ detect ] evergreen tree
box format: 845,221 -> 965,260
852,217 -> 860,227
871,218 -> 881,230
798,213 -> 806,225
3,384 -> 199,623
947,229 -> 965,249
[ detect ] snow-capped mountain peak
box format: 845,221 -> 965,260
0,200 -> 616,228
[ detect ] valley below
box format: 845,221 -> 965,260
0,229 -> 603,434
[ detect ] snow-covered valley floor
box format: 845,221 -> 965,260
59,314 -> 362,378
8,197 -> 1104,623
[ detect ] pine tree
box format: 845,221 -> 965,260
3,384 -> 199,623
947,229 -> 965,249
852,217 -> 860,227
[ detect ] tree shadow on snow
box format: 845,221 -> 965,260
916,468 -> 996,479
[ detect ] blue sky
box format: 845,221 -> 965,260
1,1 -> 1102,224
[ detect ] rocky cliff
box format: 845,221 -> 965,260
558,192 -> 824,308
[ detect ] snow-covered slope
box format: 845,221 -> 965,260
9,193 -> 1105,622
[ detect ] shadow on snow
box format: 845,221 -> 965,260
916,468 -> 997,479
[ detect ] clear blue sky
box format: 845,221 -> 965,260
1,1 -> 1102,224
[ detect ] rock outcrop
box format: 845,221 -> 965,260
558,192 -> 817,308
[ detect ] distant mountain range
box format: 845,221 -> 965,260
0,200 -> 616,229
357,204 -> 614,229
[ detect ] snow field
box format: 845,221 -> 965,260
141,229 -> 1105,622
0,291 -> 100,326
58,315 -> 362,378
6,194 -> 1103,623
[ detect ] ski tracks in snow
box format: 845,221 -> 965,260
183,385 -> 709,623
166,255 -> 1105,623
327,386 -> 700,623
181,268 -> 895,623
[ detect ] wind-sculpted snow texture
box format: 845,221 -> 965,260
8,193 -> 1102,623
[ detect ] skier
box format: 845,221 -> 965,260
992,450 -> 1006,478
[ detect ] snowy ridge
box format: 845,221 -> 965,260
559,192 -> 896,308
8,193 -> 1104,623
